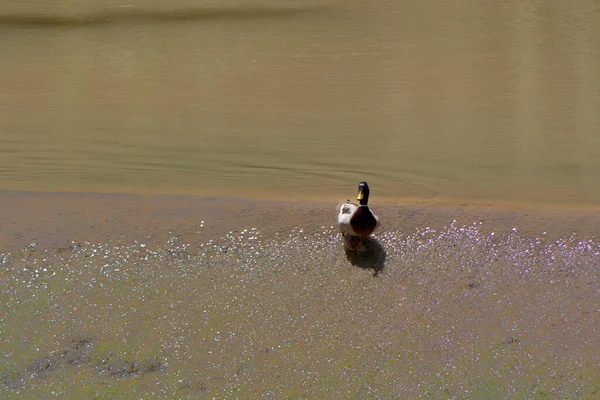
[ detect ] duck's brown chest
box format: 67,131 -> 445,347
350,206 -> 377,236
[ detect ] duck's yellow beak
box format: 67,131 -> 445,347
357,189 -> 364,201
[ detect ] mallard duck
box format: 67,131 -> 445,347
338,181 -> 380,250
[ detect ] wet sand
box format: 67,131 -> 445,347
2,190 -> 600,252
1,191 -> 599,398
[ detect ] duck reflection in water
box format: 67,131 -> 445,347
343,235 -> 386,276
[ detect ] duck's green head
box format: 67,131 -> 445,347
357,181 -> 370,205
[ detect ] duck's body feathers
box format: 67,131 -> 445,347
338,201 -> 380,237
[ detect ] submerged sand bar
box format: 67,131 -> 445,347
1,191 -> 599,398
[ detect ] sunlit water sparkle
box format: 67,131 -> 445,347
1,222 -> 599,398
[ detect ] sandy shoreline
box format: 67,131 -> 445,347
2,190 -> 600,253
1,190 -> 599,398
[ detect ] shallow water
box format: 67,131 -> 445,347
1,0 -> 600,206
1,220 -> 599,398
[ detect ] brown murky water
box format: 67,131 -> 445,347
1,0 -> 599,206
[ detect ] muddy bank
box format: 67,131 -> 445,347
1,191 -> 599,398
2,190 -> 600,253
